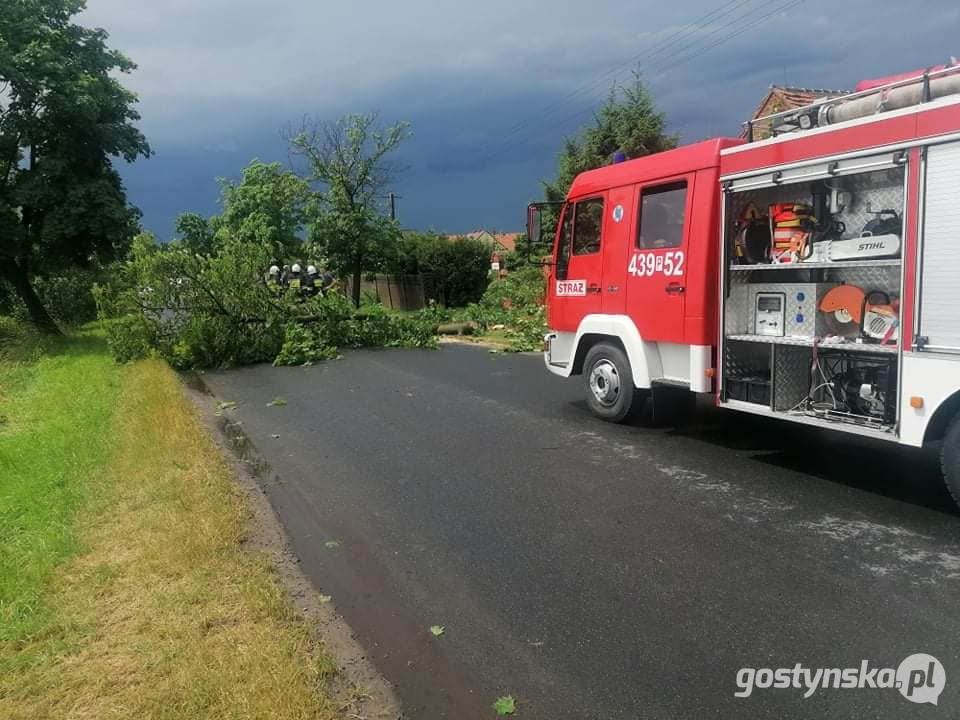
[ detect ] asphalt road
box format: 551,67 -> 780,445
201,344 -> 960,719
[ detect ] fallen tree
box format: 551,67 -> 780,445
94,234 -> 435,369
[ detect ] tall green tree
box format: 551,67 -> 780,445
288,113 -> 410,307
213,160 -> 312,259
173,212 -> 216,256
390,232 -> 492,307
543,73 -> 676,204
0,0 -> 150,332
172,161 -> 312,261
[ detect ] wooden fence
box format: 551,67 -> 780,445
343,273 -> 435,310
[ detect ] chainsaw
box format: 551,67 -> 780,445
827,233 -> 901,261
826,208 -> 902,261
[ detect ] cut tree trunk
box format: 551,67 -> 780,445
436,322 -> 476,336
0,258 -> 62,335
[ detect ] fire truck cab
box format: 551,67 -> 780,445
531,64 -> 960,502
540,138 -> 742,417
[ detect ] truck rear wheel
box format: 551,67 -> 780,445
583,343 -> 640,423
941,414 -> 960,506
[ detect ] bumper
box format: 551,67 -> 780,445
543,331 -> 572,377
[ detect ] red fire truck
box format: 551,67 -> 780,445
528,64 -> 960,502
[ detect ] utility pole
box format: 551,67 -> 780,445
387,192 -> 402,221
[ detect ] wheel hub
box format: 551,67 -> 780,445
589,359 -> 621,407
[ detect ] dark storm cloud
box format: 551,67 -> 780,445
82,0 -> 959,236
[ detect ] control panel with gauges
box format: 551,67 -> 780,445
748,283 -> 838,338
754,292 -> 784,336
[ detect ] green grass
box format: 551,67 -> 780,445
0,325 -> 122,655
0,321 -> 341,719
472,328 -> 513,345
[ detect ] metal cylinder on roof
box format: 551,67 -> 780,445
820,73 -> 960,126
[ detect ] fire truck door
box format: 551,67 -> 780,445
600,186 -> 634,315
548,195 -> 606,332
625,178 -> 692,343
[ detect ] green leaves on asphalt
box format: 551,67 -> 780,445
493,695 -> 516,715
318,594 -> 332,604
214,400 -> 238,417
266,396 -> 287,407
429,625 -> 445,637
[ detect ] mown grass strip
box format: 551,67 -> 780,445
0,328 -> 121,654
0,334 -> 339,719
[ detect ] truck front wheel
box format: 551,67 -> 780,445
941,413 -> 960,506
583,343 -> 641,423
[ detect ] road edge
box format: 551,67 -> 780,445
438,336 -> 542,355
183,371 -> 404,720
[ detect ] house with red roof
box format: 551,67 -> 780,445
742,85 -> 848,139
464,230 -> 523,274
465,230 -> 522,254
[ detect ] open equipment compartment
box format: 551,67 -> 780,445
719,155 -> 907,435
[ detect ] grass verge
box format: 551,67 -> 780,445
0,328 -> 339,719
0,326 -> 120,650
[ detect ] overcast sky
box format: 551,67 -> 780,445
80,0 -> 959,237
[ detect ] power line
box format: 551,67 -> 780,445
660,0 -> 807,75
472,0 -> 789,164
468,0 -> 768,162
479,0 -> 756,149
467,0 -> 760,160
473,0 -> 805,168
425,0 -> 747,140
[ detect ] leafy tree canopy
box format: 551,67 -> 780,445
172,161 -> 313,262
0,0 -> 150,332
390,232 -> 491,307
214,160 -> 313,259
172,212 -> 216,256
288,113 -> 410,306
543,73 -> 676,203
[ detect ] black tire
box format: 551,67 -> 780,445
582,342 -> 639,423
941,413 -> 960,508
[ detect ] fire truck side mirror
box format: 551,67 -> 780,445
526,204 -> 541,256
525,203 -> 561,267
524,201 -> 565,266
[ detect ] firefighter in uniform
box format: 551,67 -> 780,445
266,265 -> 281,294
305,265 -> 320,297
319,268 -> 336,294
264,260 -> 280,285
288,263 -> 303,293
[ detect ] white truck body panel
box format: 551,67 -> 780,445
917,141 -> 960,353
899,353 -> 960,447
544,315 -> 712,393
